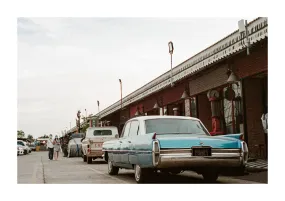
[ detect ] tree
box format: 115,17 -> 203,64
17,130 -> 25,138
81,122 -> 89,133
27,134 -> 34,141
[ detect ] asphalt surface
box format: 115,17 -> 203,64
17,151 -> 266,184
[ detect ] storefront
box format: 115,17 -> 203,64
183,39 -> 268,159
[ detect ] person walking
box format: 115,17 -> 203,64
53,135 -> 61,160
46,134 -> 54,160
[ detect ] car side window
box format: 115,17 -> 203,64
121,122 -> 131,138
18,141 -> 24,146
129,121 -> 139,137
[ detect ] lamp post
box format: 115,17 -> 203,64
77,110 -> 81,133
119,79 -> 123,109
168,41 -> 174,87
97,100 -> 100,121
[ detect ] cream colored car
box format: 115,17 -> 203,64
82,126 -> 119,164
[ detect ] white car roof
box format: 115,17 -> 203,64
129,115 -> 200,121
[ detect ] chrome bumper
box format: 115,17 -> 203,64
154,148 -> 246,169
157,154 -> 243,168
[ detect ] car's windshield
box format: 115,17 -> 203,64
93,130 -> 113,136
145,119 -> 210,135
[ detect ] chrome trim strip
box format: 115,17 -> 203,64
103,149 -> 152,153
157,154 -> 243,168
160,149 -> 192,154
160,152 -> 240,157
160,148 -> 241,154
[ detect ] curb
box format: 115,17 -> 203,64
246,167 -> 267,173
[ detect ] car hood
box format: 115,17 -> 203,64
156,134 -> 241,149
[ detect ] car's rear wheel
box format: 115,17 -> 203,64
87,156 -> 92,164
108,158 -> 119,175
83,155 -> 87,162
202,172 -> 219,183
134,165 -> 152,183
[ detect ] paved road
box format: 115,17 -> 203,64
17,152 -> 264,184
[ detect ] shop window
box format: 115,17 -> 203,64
190,97 -> 197,117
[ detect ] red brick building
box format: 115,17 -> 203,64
68,17 -> 268,159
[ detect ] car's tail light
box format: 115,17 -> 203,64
152,140 -> 160,166
241,141 -> 249,163
152,133 -> 157,140
240,134 -> 244,141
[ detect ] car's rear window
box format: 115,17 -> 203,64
145,119 -> 209,135
93,130 -> 113,136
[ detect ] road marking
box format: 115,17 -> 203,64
68,158 -> 129,184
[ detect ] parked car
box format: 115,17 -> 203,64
82,126 -> 119,164
102,116 -> 249,183
17,140 -> 31,154
67,133 -> 84,157
17,145 -> 24,156
28,143 -> 36,151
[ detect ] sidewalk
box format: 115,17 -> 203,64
246,159 -> 268,172
231,170 -> 268,183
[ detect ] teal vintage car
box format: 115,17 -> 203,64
102,116 -> 248,183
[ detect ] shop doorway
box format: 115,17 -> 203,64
243,72 -> 268,159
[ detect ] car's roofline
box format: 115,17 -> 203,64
87,126 -> 118,130
128,115 -> 200,121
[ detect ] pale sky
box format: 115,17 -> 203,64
17,17 -> 251,138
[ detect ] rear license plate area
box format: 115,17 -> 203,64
94,143 -> 103,148
192,147 -> 212,156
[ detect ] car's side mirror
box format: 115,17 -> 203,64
115,134 -> 119,139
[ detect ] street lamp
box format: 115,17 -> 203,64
97,100 -> 100,120
119,79 -> 123,109
168,41 -> 174,87
77,110 -> 81,133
